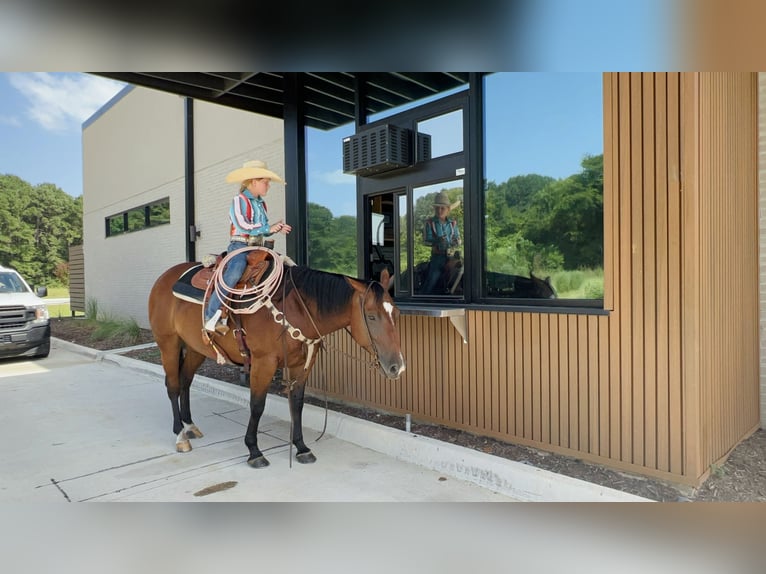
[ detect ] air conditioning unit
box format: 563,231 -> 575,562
416,131 -> 432,163
342,124 -> 413,177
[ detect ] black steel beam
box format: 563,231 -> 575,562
283,73 -> 307,265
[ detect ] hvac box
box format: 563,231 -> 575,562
343,125 -> 431,177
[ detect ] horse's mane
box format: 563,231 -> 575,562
280,266 -> 385,317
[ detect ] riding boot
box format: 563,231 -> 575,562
204,310 -> 230,335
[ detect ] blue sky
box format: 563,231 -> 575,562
0,73 -> 126,197
1,72 -> 599,218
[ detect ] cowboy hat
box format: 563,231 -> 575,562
433,191 -> 451,207
225,160 -> 285,184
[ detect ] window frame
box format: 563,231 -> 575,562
354,75 -> 606,312
105,197 -> 170,238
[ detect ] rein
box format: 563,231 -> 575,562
276,267 -> 384,373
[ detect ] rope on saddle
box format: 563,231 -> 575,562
205,246 -> 285,315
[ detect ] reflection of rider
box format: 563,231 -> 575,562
422,191 -> 461,294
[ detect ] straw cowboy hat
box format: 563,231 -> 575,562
433,191 -> 451,206
433,191 -> 461,210
225,160 -> 285,184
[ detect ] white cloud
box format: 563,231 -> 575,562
315,169 -> 355,186
8,72 -> 125,132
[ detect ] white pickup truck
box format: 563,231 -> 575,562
0,265 -> 50,359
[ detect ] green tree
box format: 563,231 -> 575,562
524,154 -> 603,269
307,202 -> 357,276
0,174 -> 83,286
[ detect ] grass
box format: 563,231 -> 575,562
49,294 -> 144,347
548,268 -> 604,299
82,297 -> 144,346
45,286 -> 80,318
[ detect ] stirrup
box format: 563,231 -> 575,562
205,311 -> 230,335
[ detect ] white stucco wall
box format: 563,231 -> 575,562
82,86 -> 284,328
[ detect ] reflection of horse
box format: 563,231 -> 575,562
148,260 -> 405,468
413,253 -> 464,295
485,271 -> 556,299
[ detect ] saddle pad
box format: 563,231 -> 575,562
172,264 -> 206,304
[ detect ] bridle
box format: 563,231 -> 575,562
352,281 -> 383,371
282,270 -> 385,373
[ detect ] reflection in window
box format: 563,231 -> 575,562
416,109 -> 463,159
397,194 -> 409,293
483,73 -> 603,300
307,125 -> 357,276
413,180 -> 463,297
105,198 -> 169,237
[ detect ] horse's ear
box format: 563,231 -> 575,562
544,276 -> 551,285
379,268 -> 393,291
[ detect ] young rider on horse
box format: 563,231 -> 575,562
204,160 -> 292,333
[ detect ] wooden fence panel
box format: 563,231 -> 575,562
68,244 -> 85,313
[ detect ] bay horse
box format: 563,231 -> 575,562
148,258 -> 405,468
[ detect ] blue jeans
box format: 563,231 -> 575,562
421,254 -> 448,295
204,241 -> 249,321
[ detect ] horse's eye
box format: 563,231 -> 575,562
367,315 -> 376,321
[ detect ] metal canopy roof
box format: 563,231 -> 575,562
96,72 -> 470,130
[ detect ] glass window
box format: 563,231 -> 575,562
306,124 -> 357,276
105,198 -> 169,237
397,194 -> 409,293
149,202 -> 170,226
416,109 -> 463,160
483,73 -> 603,301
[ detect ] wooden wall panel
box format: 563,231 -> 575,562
308,73 -> 759,486
68,244 -> 85,313
696,73 -> 760,471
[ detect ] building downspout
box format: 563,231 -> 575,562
184,97 -> 197,262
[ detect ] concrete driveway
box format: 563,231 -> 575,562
0,339 -> 646,502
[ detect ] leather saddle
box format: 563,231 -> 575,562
172,249 -> 274,304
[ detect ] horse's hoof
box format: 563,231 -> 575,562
296,451 -> 317,464
176,440 -> 192,453
247,456 -> 270,469
184,425 -> 203,439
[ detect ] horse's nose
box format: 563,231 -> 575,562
389,360 -> 405,378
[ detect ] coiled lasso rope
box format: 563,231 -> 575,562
202,246 -> 285,319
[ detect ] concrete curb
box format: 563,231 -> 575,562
52,337 -> 651,502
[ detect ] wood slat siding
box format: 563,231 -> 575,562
309,73 -> 759,485
695,73 -> 760,473
68,244 -> 85,313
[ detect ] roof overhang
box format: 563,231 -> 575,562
95,72 -> 470,130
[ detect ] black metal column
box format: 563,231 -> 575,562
466,72 -> 485,301
354,74 -> 368,278
283,73 -> 307,265
184,97 -> 197,262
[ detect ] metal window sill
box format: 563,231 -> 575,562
396,304 -> 467,343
